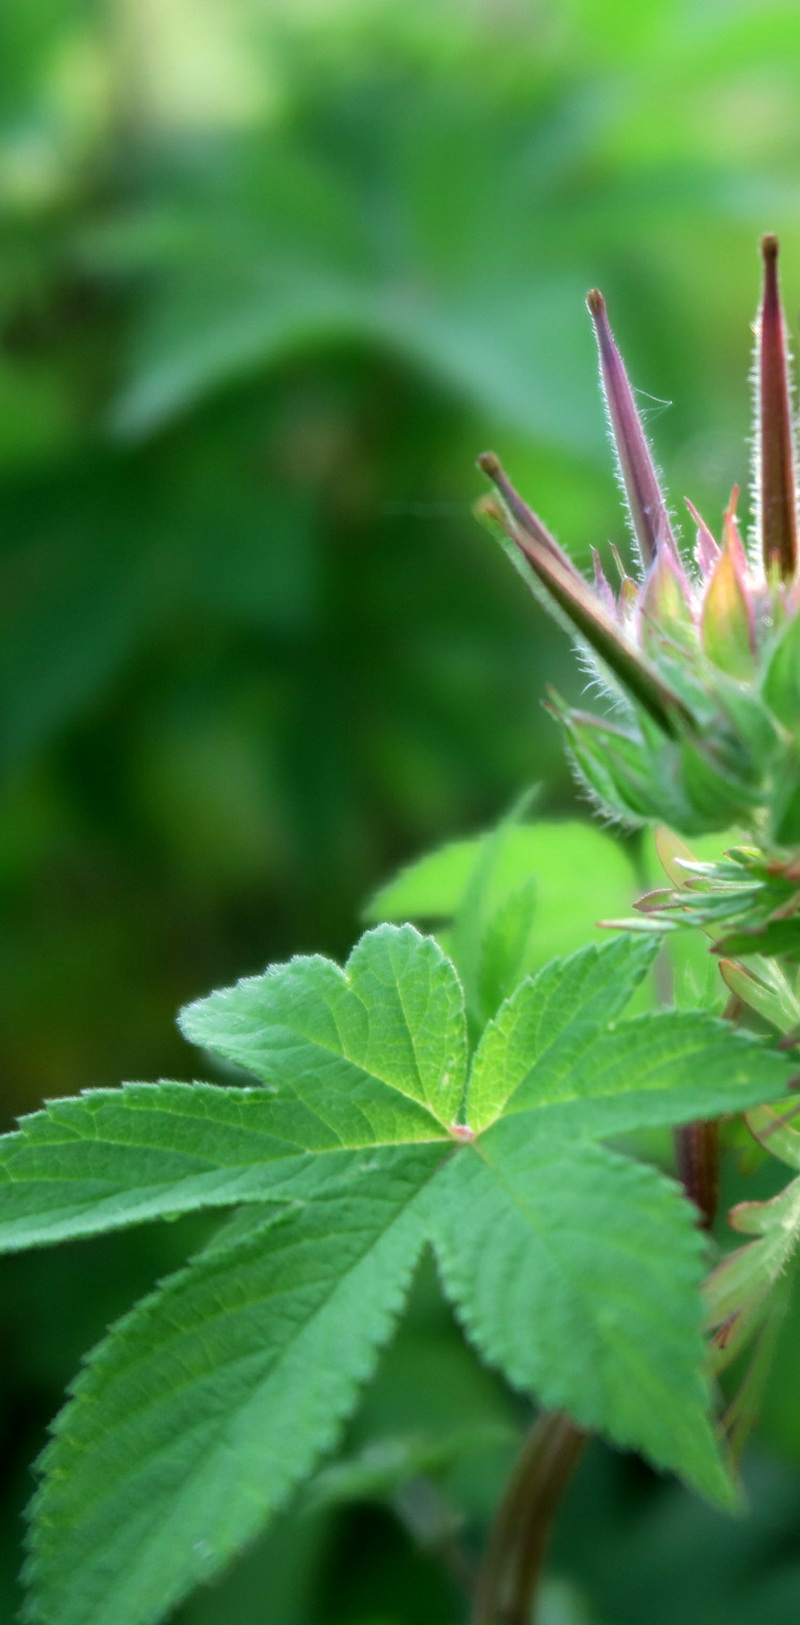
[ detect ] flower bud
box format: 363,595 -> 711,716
478,237 -> 800,949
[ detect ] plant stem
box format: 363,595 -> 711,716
674,1119 -> 719,1231
471,1412 -> 587,1625
673,993 -> 741,1231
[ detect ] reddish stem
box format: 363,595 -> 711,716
587,288 -> 677,567
471,1412 -> 587,1625
674,1120 -> 719,1231
759,234 -> 798,581
673,993 -> 742,1231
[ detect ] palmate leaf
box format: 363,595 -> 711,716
25,1147 -> 446,1625
0,925 -> 461,1252
9,926 -> 798,1625
464,935 -> 791,1136
429,1129 -> 732,1505
179,922 -> 467,1132
464,933 -> 659,1132
0,1084 -> 432,1251
429,934 -> 793,1505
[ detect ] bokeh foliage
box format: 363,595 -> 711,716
5,1 -> 800,1620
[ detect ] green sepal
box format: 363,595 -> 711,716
677,735 -> 761,831
762,591 -> 800,727
706,1176 -> 800,1373
720,956 -> 800,1035
638,550 -> 695,659
561,716 -> 645,825
715,918 -> 800,961
714,681 -> 782,777
572,721 -> 660,822
701,544 -> 756,679
768,741 -> 800,845
556,705 -> 670,826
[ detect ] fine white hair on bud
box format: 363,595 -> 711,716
586,288 -> 678,571
477,238 -> 800,894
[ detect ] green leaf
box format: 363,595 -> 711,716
305,1422 -> 512,1512
762,609 -> 800,728
465,934 -> 791,1136
179,923 -> 467,1133
0,1082 -> 439,1253
464,934 -> 658,1132
14,918 -> 796,1612
365,819 -> 640,1028
450,790 -> 538,1023
365,822 -> 637,969
26,1147 -> 445,1625
476,875 -> 539,1021
364,835 -> 484,923
0,924 -> 466,1254
429,1132 -> 736,1507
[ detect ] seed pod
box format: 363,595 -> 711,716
478,238 -> 800,947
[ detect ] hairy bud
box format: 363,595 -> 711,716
478,238 -> 800,949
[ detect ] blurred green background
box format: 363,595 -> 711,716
6,0 -> 800,1619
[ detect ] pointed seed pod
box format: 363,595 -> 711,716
587,288 -> 678,568
758,235 -> 798,582
476,457 -> 690,735
478,239 -> 800,856
475,452 -> 578,574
